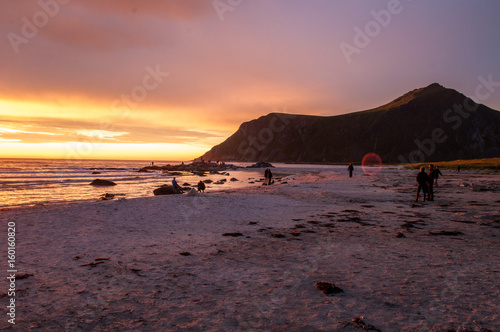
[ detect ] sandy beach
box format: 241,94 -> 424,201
1,167 -> 499,331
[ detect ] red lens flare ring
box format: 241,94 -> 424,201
361,152 -> 382,176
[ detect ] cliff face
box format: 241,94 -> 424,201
201,83 -> 500,163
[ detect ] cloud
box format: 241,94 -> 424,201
0,116 -> 225,145
76,129 -> 129,140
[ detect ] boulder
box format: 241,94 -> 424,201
230,178 -> 239,181
246,162 -> 274,168
203,179 -> 213,183
90,179 -> 117,186
153,185 -> 181,195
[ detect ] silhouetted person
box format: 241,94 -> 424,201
415,167 -> 428,202
172,177 -> 183,193
264,168 -> 269,185
427,164 -> 436,201
457,165 -> 461,173
197,180 -> 206,193
434,166 -> 443,186
347,163 -> 354,177
268,168 -> 273,185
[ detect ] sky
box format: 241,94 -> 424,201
1,0 -> 499,161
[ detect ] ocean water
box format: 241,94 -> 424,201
0,159 -> 327,209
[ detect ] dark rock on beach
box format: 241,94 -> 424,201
429,230 -> 464,236
314,282 -> 344,295
222,232 -> 244,237
346,317 -> 382,332
246,162 -> 274,168
272,233 -> 286,238
99,193 -> 115,201
153,185 -> 182,196
90,179 -> 117,186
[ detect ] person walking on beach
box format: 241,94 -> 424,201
172,177 -> 184,193
347,163 -> 354,177
197,180 -> 206,193
415,167 -> 428,202
457,165 -> 461,173
434,166 -> 443,186
427,164 -> 436,201
264,168 -> 269,185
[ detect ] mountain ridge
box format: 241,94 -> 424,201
201,83 -> 500,163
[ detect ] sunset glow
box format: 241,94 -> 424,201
1,1 -> 499,160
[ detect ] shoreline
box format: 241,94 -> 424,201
1,168 -> 499,330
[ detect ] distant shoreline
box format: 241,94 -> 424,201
218,157 -> 500,170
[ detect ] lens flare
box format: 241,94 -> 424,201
361,152 -> 382,176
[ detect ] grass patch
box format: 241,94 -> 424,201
404,158 -> 500,171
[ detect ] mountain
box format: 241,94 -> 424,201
201,83 -> 500,163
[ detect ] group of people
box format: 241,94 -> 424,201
415,164 -> 442,202
171,177 -> 206,193
345,162 -> 445,203
174,162 -> 447,202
